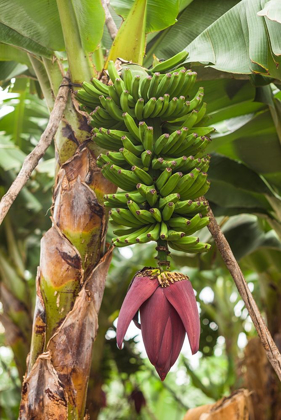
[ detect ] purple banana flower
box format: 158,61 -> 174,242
116,269 -> 200,380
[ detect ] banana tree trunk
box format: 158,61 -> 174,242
19,65 -> 116,418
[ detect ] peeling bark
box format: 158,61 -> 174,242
244,337 -> 281,420
20,355 -> 68,419
20,248 -> 113,419
183,389 -> 251,420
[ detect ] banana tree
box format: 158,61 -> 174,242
1,0 -> 281,418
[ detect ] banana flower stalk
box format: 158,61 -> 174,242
116,268 -> 200,380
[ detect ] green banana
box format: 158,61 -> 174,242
196,102 -> 207,124
123,68 -> 133,91
160,222 -> 169,240
91,78 -> 109,95
121,148 -> 143,167
147,223 -> 161,241
120,90 -> 135,117
106,151 -> 127,166
125,191 -> 147,204
121,136 -> 143,155
188,180 -> 210,199
107,60 -> 119,83
131,75 -> 141,101
136,184 -> 158,207
123,112 -> 141,141
148,72 -> 161,98
127,199 -> 141,216
102,164 -> 132,190
149,208 -> 162,222
174,200 -> 209,216
159,193 -> 181,209
182,172 -> 208,200
146,188 -> 158,207
152,157 -> 165,170
162,202 -> 175,221
134,209 -> 156,224
168,72 -> 181,98
177,168 -> 201,195
161,97 -> 178,119
113,226 -> 137,236
154,133 -> 170,155
150,96 -> 164,118
156,73 -> 172,97
167,230 -> 186,241
105,192 -> 128,206
151,51 -> 188,73
114,225 -> 152,246
142,126 -> 154,150
169,241 -> 211,254
110,209 -> 142,227
140,76 -> 152,99
93,132 -> 122,151
136,226 -> 156,243
141,150 -> 153,168
156,167 -> 172,190
114,77 -> 125,97
131,166 -> 153,185
159,93 -> 171,116
159,172 -> 183,196
170,236 -> 199,248
82,81 -> 104,99
135,98 -> 145,120
183,72 -> 197,97
172,69 -> 187,97
108,164 -> 139,190
161,130 -> 182,154
143,97 -> 157,119
108,85 -> 120,105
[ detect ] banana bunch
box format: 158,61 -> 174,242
76,52 -> 213,254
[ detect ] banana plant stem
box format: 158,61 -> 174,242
155,239 -> 170,272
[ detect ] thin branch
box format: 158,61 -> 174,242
102,0 -> 118,40
0,76 -> 70,226
204,199 -> 281,381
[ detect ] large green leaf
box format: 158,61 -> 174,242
184,0 -> 281,79
111,0 -> 179,33
0,136 -> 26,171
107,0 -> 147,65
209,110 -> 281,191
0,0 -> 105,60
257,0 -> 281,24
208,154 -> 273,196
221,215 -> 281,261
63,0 -> 105,53
0,61 -> 27,85
144,0 -> 240,66
0,43 -> 31,66
0,0 -> 64,55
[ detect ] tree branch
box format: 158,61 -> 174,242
205,199 -> 281,381
0,76 -> 70,226
102,0 -> 118,40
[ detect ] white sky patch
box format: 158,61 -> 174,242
230,291 -> 238,302
248,282 -> 254,292
199,287 -> 214,303
119,247 -> 133,259
237,332 -> 248,349
234,300 -> 245,317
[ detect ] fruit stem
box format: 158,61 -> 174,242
155,239 -> 170,272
